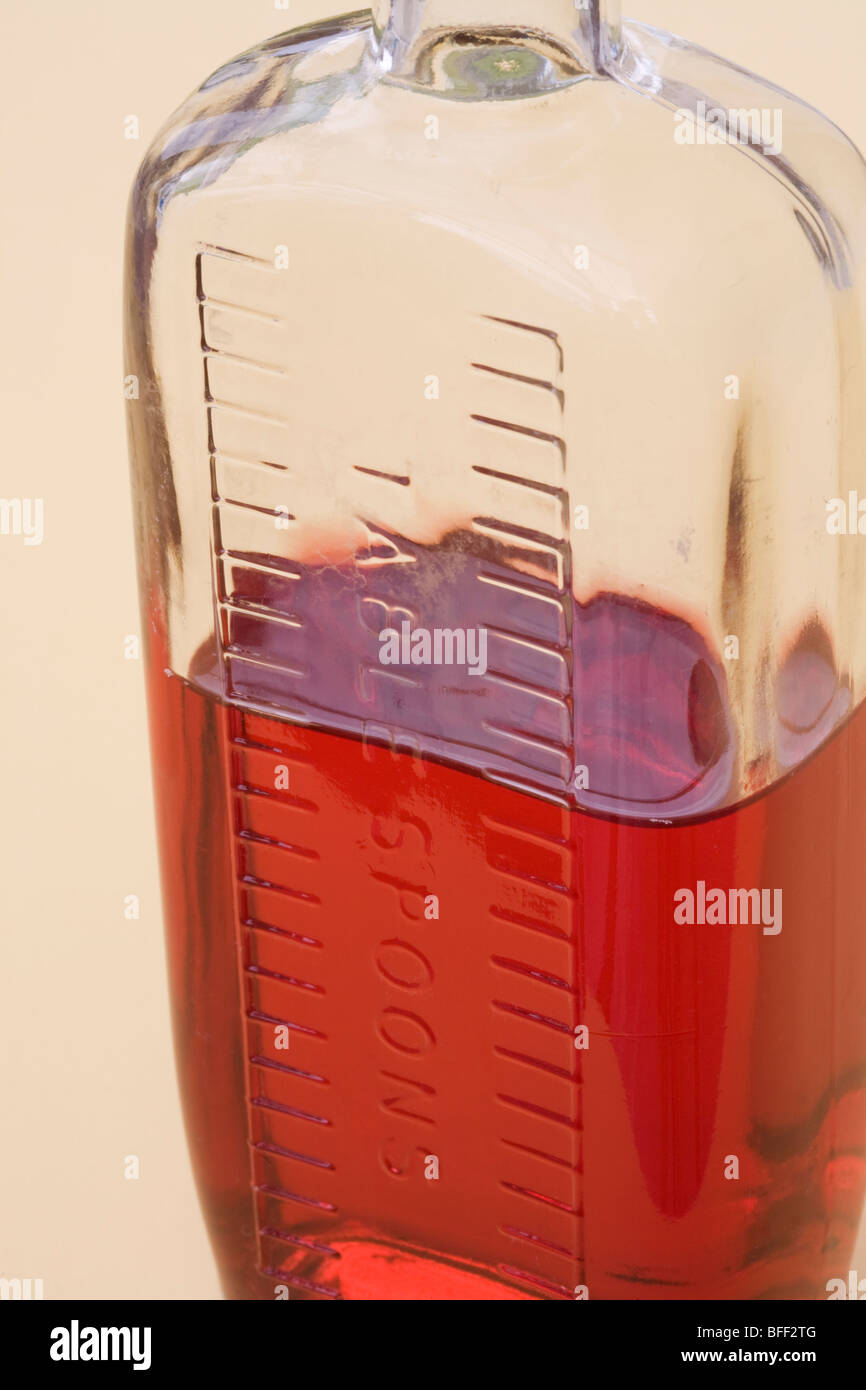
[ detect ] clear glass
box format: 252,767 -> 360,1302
125,0 -> 866,1299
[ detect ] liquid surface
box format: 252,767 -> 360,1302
213,546 -> 735,819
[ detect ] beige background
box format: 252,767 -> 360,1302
1,0 -> 864,1299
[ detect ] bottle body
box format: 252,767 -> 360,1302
127,9 -> 866,1298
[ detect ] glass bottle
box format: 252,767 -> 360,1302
125,0 -> 866,1300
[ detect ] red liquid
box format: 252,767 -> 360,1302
148,650 -> 866,1300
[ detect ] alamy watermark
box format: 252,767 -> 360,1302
379,621 -> 488,677
50,1321 -> 152,1371
0,1276 -> 43,1300
0,498 -> 43,546
826,492 -> 866,534
675,102 -> 783,156
827,1270 -> 866,1299
674,881 -> 782,936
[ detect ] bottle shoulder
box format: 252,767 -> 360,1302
129,12 -> 376,232
129,13 -> 866,289
617,21 -> 866,287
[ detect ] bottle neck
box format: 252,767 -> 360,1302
373,2 -> 622,74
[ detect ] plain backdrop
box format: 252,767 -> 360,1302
1,0 -> 864,1299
